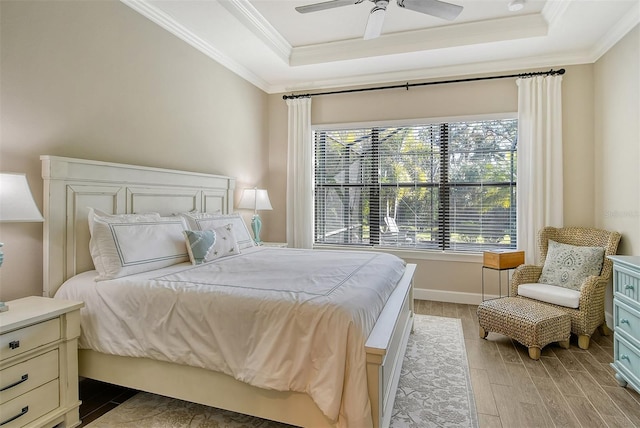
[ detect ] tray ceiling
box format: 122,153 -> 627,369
121,0 -> 640,94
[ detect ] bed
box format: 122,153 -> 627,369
41,155 -> 416,428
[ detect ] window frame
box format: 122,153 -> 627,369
311,113 -> 518,255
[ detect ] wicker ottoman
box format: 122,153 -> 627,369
477,297 -> 571,360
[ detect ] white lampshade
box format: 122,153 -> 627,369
0,172 -> 43,312
237,188 -> 273,213
0,173 -> 44,222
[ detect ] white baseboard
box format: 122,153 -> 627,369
414,288 -> 616,330
413,288 -> 488,305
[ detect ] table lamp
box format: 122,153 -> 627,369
237,187 -> 272,245
0,173 -> 44,312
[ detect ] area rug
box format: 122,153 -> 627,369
86,314 -> 478,428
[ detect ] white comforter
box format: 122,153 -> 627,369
55,247 -> 406,427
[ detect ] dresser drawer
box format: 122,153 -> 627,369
0,349 -> 59,405
614,299 -> 640,346
0,379 -> 59,428
0,318 -> 60,362
614,265 -> 640,304
614,335 -> 640,387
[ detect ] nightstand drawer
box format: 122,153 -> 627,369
0,379 -> 59,428
0,349 -> 59,404
0,318 -> 60,362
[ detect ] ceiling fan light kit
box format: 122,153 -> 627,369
508,0 -> 525,12
296,0 -> 464,40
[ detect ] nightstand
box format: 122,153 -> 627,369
0,296 -> 84,428
261,242 -> 288,248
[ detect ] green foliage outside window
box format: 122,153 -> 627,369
314,118 -> 518,252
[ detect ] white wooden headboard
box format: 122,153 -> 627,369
41,155 -> 236,297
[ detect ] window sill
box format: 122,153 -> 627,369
313,244 -> 483,263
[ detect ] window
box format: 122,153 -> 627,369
314,118 -> 518,252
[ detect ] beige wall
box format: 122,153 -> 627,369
595,25 -> 640,256
268,64 -> 599,301
0,1 -> 269,301
594,25 -> 640,316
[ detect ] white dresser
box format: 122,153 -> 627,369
610,255 -> 640,393
0,296 -> 84,428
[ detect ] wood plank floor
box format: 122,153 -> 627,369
78,299 -> 640,427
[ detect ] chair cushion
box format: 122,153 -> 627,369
518,283 -> 581,309
538,239 -> 605,291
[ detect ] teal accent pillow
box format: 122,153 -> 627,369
183,230 -> 217,265
538,240 -> 605,291
183,224 -> 241,265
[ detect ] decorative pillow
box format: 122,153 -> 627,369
183,224 -> 240,264
88,208 -> 190,281
538,240 -> 605,291
183,230 -> 216,265
180,212 -> 254,250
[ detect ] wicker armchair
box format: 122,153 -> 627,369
510,227 -> 621,349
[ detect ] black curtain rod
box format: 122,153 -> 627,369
282,68 -> 565,100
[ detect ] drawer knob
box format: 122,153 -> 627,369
621,319 -> 630,325
624,284 -> 635,290
0,406 -> 29,426
621,354 -> 631,362
8,340 -> 20,350
0,373 -> 29,392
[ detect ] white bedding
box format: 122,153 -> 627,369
55,247 -> 406,427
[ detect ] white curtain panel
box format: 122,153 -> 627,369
286,97 -> 314,249
516,75 -> 564,264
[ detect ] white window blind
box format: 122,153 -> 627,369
314,118 -> 518,252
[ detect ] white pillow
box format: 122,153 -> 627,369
183,224 -> 241,265
538,239 -> 605,291
180,212 -> 254,250
88,208 -> 190,281
88,208 -> 161,234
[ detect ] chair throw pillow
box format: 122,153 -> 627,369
538,239 -> 605,291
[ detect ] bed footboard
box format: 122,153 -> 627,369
365,263 -> 416,428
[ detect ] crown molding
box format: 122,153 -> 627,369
273,50 -> 596,94
541,0 -> 571,28
589,1 -> 640,62
220,0 -> 292,64
120,0 -> 271,92
290,14 -> 548,66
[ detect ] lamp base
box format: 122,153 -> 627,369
251,214 -> 263,245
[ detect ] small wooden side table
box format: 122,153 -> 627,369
482,250 -> 524,301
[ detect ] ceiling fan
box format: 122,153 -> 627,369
295,0 -> 464,40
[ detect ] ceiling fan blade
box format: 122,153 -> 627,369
397,0 -> 463,21
295,0 -> 361,14
363,4 -> 387,40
